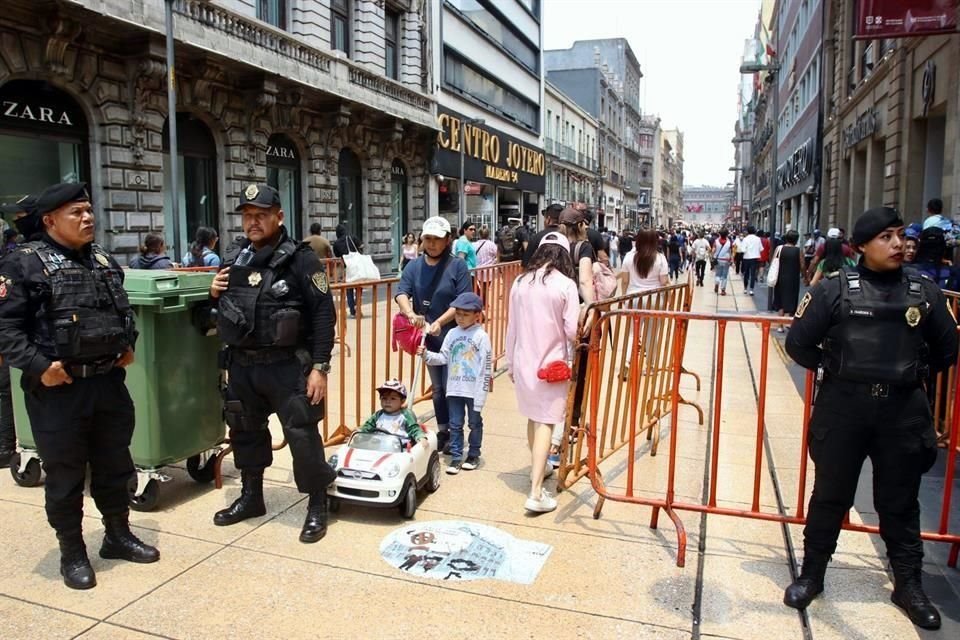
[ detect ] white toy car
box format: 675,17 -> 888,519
327,425 -> 441,518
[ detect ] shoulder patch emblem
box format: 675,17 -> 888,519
795,291 -> 812,318
312,271 -> 329,293
0,275 -> 12,300
94,252 -> 109,267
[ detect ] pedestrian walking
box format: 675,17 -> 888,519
454,221 -> 478,269
304,222 -> 334,260
400,232 -> 419,270
771,230 -> 803,332
210,184 -> 337,543
0,182 -> 158,589
560,207 -> 596,305
691,232 -> 711,286
505,232 -> 579,514
522,204 -> 563,267
784,207 -> 958,630
396,216 -> 473,454
333,223 -> 363,317
712,229 -> 733,295
732,233 -> 744,275
740,226 -> 762,295
421,292 -> 492,474
808,238 -> 855,287
129,233 -> 173,269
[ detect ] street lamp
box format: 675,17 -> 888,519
459,117 -> 485,230
740,60 -> 780,237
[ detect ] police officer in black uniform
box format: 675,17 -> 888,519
784,207 -> 958,630
210,184 -> 337,542
0,183 -> 159,590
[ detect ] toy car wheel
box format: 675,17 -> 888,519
327,496 -> 340,513
9,453 -> 42,487
127,476 -> 160,512
398,480 -> 417,519
425,452 -> 441,493
186,454 -> 216,484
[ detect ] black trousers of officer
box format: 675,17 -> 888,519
0,363 -> 15,448
225,358 -> 334,493
23,368 -> 135,533
804,379 -> 937,563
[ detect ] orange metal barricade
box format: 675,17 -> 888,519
471,261 -> 523,372
580,308 -> 960,569
557,272 -> 703,489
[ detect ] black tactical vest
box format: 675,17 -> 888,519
28,242 -> 135,362
217,239 -> 304,348
823,267 -> 928,384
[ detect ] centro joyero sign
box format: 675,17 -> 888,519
434,108 -> 546,193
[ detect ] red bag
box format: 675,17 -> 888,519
537,361 -> 572,383
392,312 -> 424,355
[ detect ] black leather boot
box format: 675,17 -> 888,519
214,471 -> 266,526
783,554 -> 829,610
299,492 -> 328,543
99,513 -> 160,563
57,530 -> 96,590
890,561 -> 941,630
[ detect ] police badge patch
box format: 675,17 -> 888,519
795,292 -> 812,318
905,306 -> 921,328
312,271 -> 329,293
0,275 -> 11,300
248,272 -> 263,287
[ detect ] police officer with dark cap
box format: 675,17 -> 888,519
210,183 -> 337,542
784,206 -> 958,629
0,183 -> 158,590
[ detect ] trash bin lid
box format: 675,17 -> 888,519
124,270 -> 214,308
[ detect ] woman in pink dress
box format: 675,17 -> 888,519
505,232 -> 580,513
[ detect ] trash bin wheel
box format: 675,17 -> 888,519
327,496 -> 340,513
9,453 -> 42,487
398,480 -> 417,519
186,454 -> 216,484
128,476 -> 160,512
425,452 -> 441,493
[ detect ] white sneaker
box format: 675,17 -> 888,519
524,489 -> 558,513
543,462 -> 555,479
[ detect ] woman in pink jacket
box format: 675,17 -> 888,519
505,232 -> 580,513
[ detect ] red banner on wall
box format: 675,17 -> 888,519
855,1 -> 958,39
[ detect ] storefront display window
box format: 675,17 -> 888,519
391,159 -> 408,266
338,148 -> 363,240
266,133 -> 301,238
163,114 -> 218,260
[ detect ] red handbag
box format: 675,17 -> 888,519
392,312 -> 424,355
537,360 -> 572,383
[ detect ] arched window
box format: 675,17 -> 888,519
391,159 -> 408,266
0,80 -> 88,227
163,114 -> 218,260
338,148 -> 363,239
266,133 -> 302,237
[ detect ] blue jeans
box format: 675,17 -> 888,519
447,396 -> 483,460
714,261 -> 730,291
427,364 -> 449,429
346,287 -> 357,316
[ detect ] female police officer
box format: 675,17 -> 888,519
784,207 -> 957,630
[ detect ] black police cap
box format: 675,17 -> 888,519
851,207 -> 903,246
0,194 -> 37,217
35,182 -> 90,216
235,184 -> 281,211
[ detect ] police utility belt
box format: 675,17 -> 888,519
821,267 -> 930,392
63,358 -> 116,379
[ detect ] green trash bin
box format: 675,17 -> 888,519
9,270 -> 225,511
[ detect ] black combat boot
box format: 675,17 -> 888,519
783,554 -> 829,610
99,513 -> 160,563
299,492 -> 328,543
213,471 -> 267,526
56,530 -> 96,590
890,561 -> 941,630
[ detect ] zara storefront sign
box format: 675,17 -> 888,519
266,144 -> 296,160
776,138 -> 814,190
843,108 -> 880,149
3,100 -> 75,127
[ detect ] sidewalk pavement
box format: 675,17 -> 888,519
0,266 -> 957,639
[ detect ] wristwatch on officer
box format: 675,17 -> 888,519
312,362 -> 331,375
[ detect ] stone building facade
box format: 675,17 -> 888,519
0,0 -> 437,269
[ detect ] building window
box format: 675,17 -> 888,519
163,114 -> 218,261
443,48 -> 539,131
258,0 -> 286,30
266,133 -> 302,238
385,9 -> 400,80
331,0 -> 351,55
338,148 -> 363,240
446,0 -> 539,73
